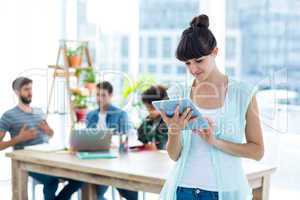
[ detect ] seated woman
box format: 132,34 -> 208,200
137,85 -> 169,150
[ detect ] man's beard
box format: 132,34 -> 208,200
20,96 -> 32,104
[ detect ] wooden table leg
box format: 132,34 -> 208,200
262,175 -> 271,200
252,187 -> 262,200
11,160 -> 28,200
11,160 -> 18,200
252,174 -> 271,200
81,183 -> 97,200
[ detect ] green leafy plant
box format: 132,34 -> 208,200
121,75 -> 156,127
122,74 -> 156,107
83,68 -> 96,83
66,46 -> 83,57
73,95 -> 87,109
75,67 -> 96,83
71,89 -> 88,109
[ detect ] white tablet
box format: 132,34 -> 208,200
152,98 -> 209,130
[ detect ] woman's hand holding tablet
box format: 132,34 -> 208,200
192,117 -> 217,145
152,98 -> 209,131
159,105 -> 195,135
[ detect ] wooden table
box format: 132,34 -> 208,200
6,150 -> 276,200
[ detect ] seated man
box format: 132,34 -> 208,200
137,85 -> 169,150
0,77 -> 83,200
86,81 -> 138,200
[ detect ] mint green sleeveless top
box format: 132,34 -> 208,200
159,77 -> 258,200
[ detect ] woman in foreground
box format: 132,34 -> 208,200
159,14 -> 264,200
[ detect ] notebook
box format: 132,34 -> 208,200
76,151 -> 118,160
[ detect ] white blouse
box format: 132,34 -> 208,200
179,106 -> 222,191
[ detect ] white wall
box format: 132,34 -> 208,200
0,0 -> 63,112
0,0 -> 63,180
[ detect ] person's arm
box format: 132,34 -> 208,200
0,114 -> 17,150
0,125 -> 37,150
38,120 -> 54,137
0,131 -> 20,150
0,131 -> 28,150
197,96 -> 264,161
166,131 -> 182,161
161,106 -> 195,161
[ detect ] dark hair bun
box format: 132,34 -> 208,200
176,14 -> 216,61
190,14 -> 209,28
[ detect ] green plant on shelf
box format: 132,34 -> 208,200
84,68 -> 96,83
73,95 -> 87,109
75,67 -> 96,83
66,44 -> 84,67
66,46 -> 83,57
71,88 -> 88,109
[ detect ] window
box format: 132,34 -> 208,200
77,0 -> 202,86
139,37 -> 143,58
147,37 -> 157,58
177,66 -> 186,75
225,67 -> 235,77
121,36 -> 129,57
139,0 -> 199,30
121,63 -> 128,72
139,64 -> 144,73
148,64 -> 156,73
162,65 -> 172,74
225,37 -> 236,60
162,37 -> 172,58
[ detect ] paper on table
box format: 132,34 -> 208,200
24,143 -> 65,152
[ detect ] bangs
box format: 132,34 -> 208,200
176,31 -> 214,62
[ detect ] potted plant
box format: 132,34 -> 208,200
122,75 -> 156,127
71,88 -> 89,122
67,46 -> 83,68
83,68 -> 96,91
75,67 -> 96,92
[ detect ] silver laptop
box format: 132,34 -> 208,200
70,128 -> 114,152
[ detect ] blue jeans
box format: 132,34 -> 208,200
176,187 -> 218,200
29,172 -> 84,200
97,185 -> 138,200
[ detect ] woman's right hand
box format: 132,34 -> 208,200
160,105 -> 196,136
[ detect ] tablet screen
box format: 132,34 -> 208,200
152,98 -> 209,130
